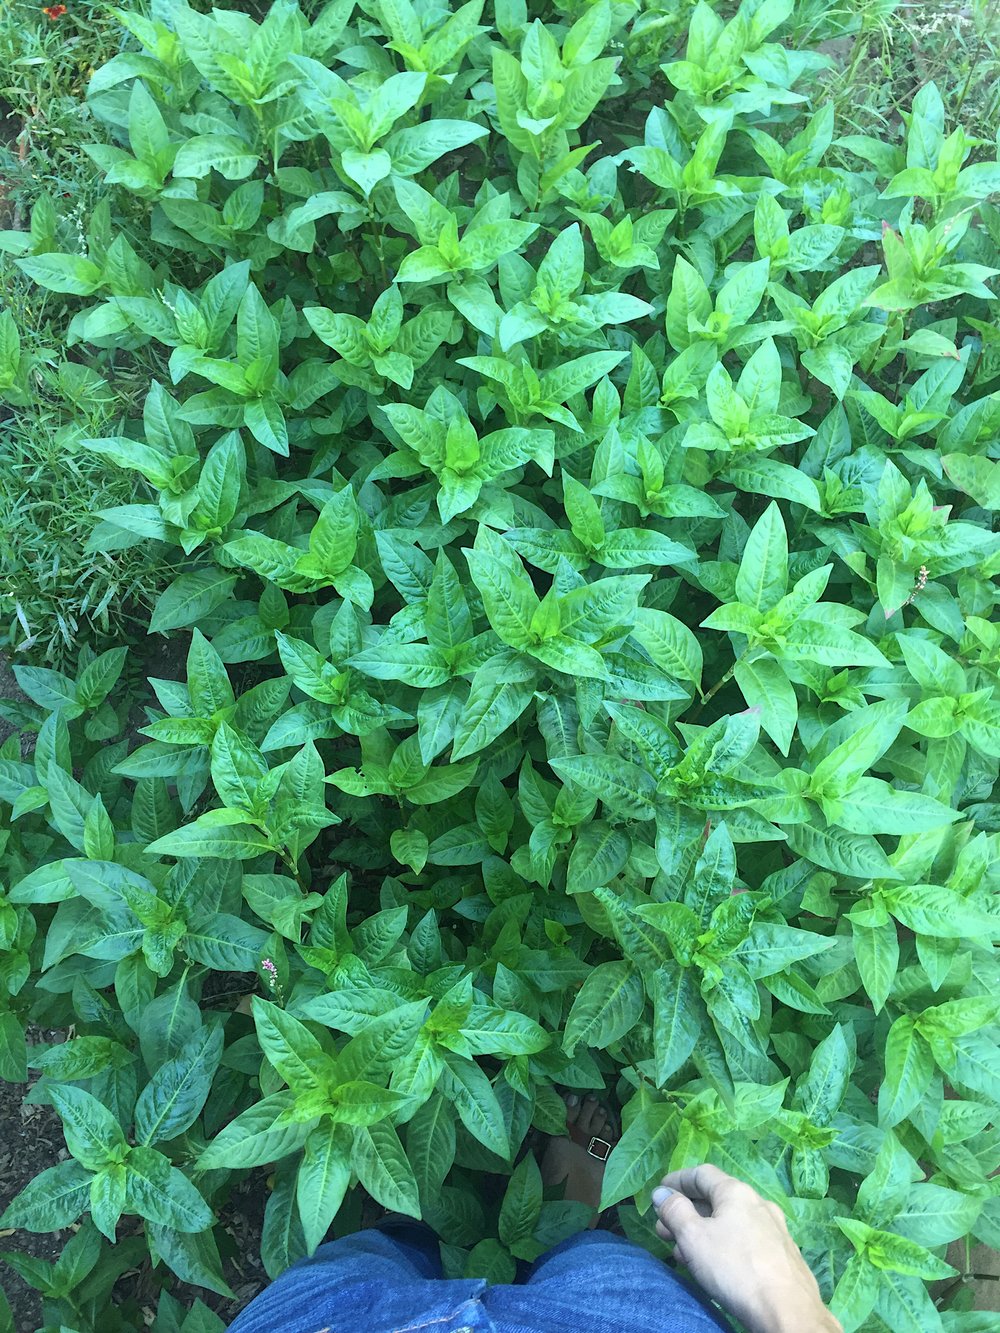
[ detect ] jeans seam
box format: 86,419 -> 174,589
394,1298 -> 483,1333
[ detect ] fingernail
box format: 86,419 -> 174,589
651,1186 -> 674,1207
566,1093 -> 579,1106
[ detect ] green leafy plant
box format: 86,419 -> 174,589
1,0 -> 999,1330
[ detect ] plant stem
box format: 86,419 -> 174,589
690,653 -> 743,721
279,848 -> 307,891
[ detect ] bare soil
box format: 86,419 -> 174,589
0,1057 -> 68,1332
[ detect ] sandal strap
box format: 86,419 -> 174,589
567,1119 -> 616,1161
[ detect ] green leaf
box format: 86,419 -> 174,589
498,1154 -> 543,1246
388,120 -> 487,175
784,823 -> 897,879
550,755 -> 657,820
563,962 -> 645,1056
147,817 -> 273,860
308,488 -> 359,575
631,608 -> 702,688
253,996 -> 328,1093
150,571 -> 239,635
199,1092 -> 313,1169
0,1160 -> 92,1232
440,1051 -> 509,1159
184,912 -> 270,971
407,1096 -> 456,1201
881,884 -> 997,938
18,253 -> 103,295
89,1165 -> 126,1242
341,147 -> 392,195
336,1001 -> 429,1083
173,135 -> 259,180
211,723 -> 267,811
49,1084 -> 128,1170
565,821 -> 629,894
735,502 -> 787,611
351,1121 -> 420,1216
135,1026 -> 224,1146
738,922 -> 836,979
851,918 -> 899,1015
451,668 -> 534,761
734,655 -> 796,755
188,628 -> 236,716
0,1012 -> 27,1083
124,1146 -> 213,1233
600,1100 -> 675,1208
943,453 -> 1000,509
14,665 -> 82,715
350,641 -> 451,688
830,1251 -> 879,1333
465,528 -> 537,649
596,529 -> 692,569
296,1120 -> 352,1253
148,1221 -> 235,1299
878,1016 -> 934,1128
649,962 -> 701,1084
128,80 -> 171,167
793,1024 -> 853,1125
666,256 -> 711,351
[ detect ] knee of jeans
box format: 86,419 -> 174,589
307,1228 -> 437,1278
527,1229 -> 642,1280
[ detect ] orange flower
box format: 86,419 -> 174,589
42,4 -> 67,17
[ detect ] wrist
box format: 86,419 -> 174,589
755,1292 -> 843,1333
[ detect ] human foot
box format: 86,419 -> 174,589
539,1094 -> 614,1224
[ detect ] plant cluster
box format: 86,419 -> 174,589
0,1 -> 999,1330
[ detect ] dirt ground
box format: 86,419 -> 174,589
0,653 -> 25,747
0,1058 -> 69,1330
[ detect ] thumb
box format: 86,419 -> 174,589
652,1186 -> 701,1239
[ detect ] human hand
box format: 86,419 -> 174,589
651,1164 -> 842,1333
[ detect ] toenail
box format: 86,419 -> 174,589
566,1093 -> 579,1106
652,1186 -> 674,1207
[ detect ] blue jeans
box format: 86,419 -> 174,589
227,1223 -> 734,1332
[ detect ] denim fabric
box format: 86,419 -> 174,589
227,1225 -> 734,1333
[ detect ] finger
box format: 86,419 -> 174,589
655,1202 -> 710,1223
651,1187 -> 701,1239
657,1163 -> 748,1207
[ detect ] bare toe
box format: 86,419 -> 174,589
576,1096 -> 600,1135
564,1093 -> 581,1127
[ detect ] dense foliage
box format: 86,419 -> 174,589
1,0 -> 999,1329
